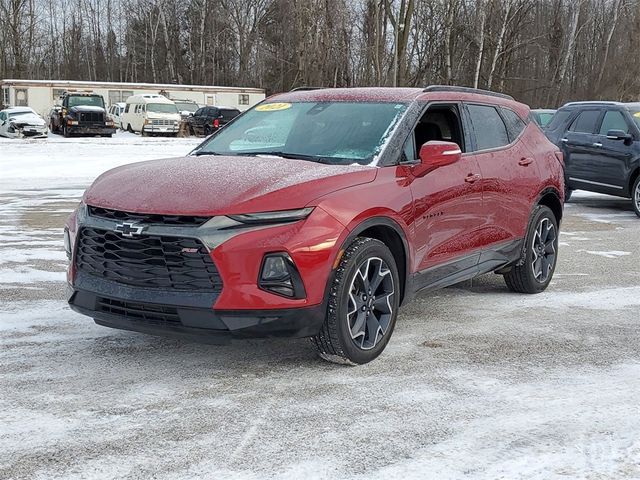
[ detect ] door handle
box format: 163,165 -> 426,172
592,142 -> 602,147
561,138 -> 568,143
464,173 -> 481,183
518,157 -> 534,166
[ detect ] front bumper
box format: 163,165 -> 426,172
67,273 -> 325,342
68,125 -> 116,135
143,125 -> 179,134
65,205 -> 347,341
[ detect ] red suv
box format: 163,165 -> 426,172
65,86 -> 564,364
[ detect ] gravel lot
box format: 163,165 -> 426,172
1,135 -> 639,479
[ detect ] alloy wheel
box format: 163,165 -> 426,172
634,180 -> 640,211
346,257 -> 395,350
531,217 -> 556,283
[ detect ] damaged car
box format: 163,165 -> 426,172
0,107 -> 48,138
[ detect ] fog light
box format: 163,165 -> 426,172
259,253 -> 306,299
63,228 -> 72,260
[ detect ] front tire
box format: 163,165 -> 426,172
504,205 -> 559,294
313,237 -> 400,365
632,176 -> 640,218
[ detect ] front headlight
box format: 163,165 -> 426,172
227,207 -> 314,225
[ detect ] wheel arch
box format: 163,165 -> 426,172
629,166 -> 640,196
536,187 -> 563,224
343,216 -> 410,305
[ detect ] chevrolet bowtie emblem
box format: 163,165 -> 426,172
114,222 -> 146,237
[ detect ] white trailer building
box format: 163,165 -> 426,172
0,79 -> 266,117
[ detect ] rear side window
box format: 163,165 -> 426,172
501,108 -> 526,141
599,110 -> 629,135
467,104 -> 510,150
545,109 -> 572,131
220,109 -> 240,120
568,110 -> 601,133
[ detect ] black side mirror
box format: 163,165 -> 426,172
606,129 -> 633,142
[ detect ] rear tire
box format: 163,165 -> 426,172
504,205 -> 559,294
313,237 -> 400,365
63,124 -> 70,138
632,176 -> 640,218
127,124 -> 133,133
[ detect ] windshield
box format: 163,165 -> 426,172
175,102 -> 198,113
630,108 -> 640,129
147,103 -> 179,114
195,101 -> 408,165
68,96 -> 105,108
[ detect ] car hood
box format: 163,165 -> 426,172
83,155 -> 377,215
9,113 -> 46,127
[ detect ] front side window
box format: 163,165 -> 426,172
195,101 -> 409,165
467,104 -> 509,150
568,109 -> 601,134
599,110 -> 629,135
146,103 -> 178,114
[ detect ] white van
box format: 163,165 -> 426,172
121,94 -> 180,136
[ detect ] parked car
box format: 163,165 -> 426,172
49,92 -> 116,137
120,94 -> 180,136
0,107 -> 48,138
174,99 -> 199,120
544,101 -> 640,216
107,102 -> 126,129
531,108 -> 556,127
187,106 -> 240,136
65,86 -> 564,365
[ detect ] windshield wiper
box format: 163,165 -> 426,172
236,151 -> 336,164
192,150 -> 222,156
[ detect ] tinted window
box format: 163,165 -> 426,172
501,108 -> 526,141
220,109 -> 241,120
467,104 -> 509,150
194,108 -> 204,116
599,110 -> 628,135
568,110 -> 601,133
546,109 -> 572,131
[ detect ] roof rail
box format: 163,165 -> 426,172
290,86 -> 325,92
423,85 -> 514,101
563,100 -> 622,107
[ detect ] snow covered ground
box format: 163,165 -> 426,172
1,134 -> 640,479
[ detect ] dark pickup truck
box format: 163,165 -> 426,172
49,93 -> 116,137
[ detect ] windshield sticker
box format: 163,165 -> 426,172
634,112 -> 640,118
255,102 -> 292,112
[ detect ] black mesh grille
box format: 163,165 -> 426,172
88,206 -> 210,227
76,227 -> 222,292
79,111 -> 104,123
97,297 -> 181,326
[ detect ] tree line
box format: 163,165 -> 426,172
0,0 -> 637,107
